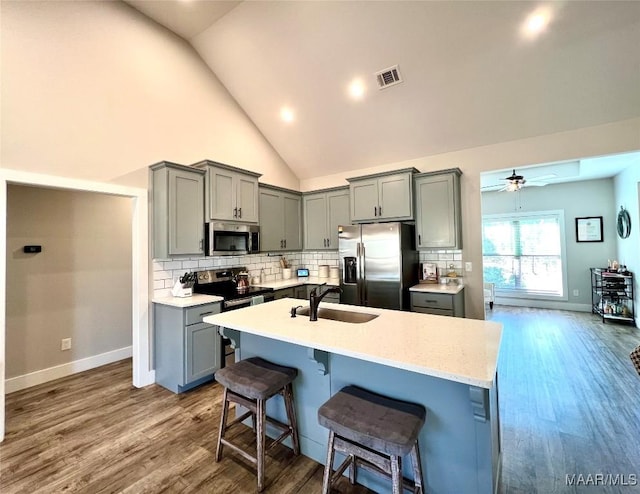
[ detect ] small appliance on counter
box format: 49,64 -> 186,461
318,265 -> 330,278
297,268 -> 309,278
420,263 -> 438,284
329,266 -> 340,278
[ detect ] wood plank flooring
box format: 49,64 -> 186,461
1,307 -> 639,493
489,307 -> 640,494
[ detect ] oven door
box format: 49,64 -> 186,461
223,294 -> 274,311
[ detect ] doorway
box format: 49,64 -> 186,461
0,169 -> 152,442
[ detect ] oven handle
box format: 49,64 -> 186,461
224,295 -> 274,309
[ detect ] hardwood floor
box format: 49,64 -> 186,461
1,307 -> 639,493
489,306 -> 640,494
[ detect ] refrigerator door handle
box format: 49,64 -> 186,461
360,243 -> 367,305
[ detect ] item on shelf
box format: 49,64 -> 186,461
329,266 -> 340,278
318,265 -> 329,278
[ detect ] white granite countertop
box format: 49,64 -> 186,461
152,294 -> 224,308
252,276 -> 340,290
204,298 -> 502,388
409,283 -> 465,295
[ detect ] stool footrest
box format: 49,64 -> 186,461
334,435 -> 389,473
220,437 -> 258,465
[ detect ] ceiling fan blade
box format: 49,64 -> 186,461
480,184 -> 505,192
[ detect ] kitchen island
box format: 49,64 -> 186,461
204,298 -> 502,494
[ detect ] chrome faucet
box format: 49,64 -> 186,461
309,283 -> 342,321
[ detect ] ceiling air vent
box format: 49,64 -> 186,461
375,65 -> 403,89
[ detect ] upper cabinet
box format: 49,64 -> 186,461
414,168 -> 462,249
259,185 -> 302,252
151,161 -> 205,259
303,187 -> 350,250
347,168 -> 417,222
192,160 -> 261,223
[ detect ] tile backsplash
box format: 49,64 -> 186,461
153,251 -> 339,298
418,250 -> 463,278
153,249 -> 462,298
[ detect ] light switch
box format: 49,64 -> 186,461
465,262 -> 473,272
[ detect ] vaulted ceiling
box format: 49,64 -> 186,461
126,1 -> 640,181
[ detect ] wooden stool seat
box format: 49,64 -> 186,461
318,385 -> 426,494
215,357 -> 300,492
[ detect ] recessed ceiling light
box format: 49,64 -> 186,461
348,79 -> 365,100
522,7 -> 552,39
280,107 -> 295,123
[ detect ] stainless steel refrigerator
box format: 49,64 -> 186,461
339,222 -> 418,310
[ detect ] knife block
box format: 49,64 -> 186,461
171,280 -> 193,298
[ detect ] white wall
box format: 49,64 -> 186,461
0,0 -> 298,189
482,179 -> 616,310
6,185 -> 132,382
613,166 -> 640,327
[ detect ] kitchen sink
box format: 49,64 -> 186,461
296,307 -> 378,323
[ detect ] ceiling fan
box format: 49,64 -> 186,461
482,169 -> 555,192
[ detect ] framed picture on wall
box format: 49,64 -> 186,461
575,216 -> 603,242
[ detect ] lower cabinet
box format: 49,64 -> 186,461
154,301 -> 222,393
273,284 -> 340,302
410,289 -> 465,317
307,284 -> 341,303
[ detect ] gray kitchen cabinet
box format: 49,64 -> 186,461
348,168 -> 417,222
154,301 -> 222,393
273,287 -> 296,300
303,187 -> 350,250
410,289 -> 465,317
192,160 -> 261,223
151,161 -> 205,259
306,284 -> 341,303
414,169 -> 462,249
259,185 -> 302,252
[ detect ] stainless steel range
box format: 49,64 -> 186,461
193,267 -> 274,367
194,267 -> 274,310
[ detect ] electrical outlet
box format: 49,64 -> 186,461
573,289 -> 579,297
465,262 -> 473,272
61,338 -> 72,351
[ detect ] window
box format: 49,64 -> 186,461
482,210 -> 566,299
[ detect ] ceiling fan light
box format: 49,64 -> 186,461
506,181 -> 521,192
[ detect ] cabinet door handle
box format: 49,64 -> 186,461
199,239 -> 203,250
280,239 -> 283,248
378,206 -> 382,216
374,206 -> 377,216
199,311 -> 214,317
418,234 -> 421,245
233,207 -> 237,218
284,239 -> 286,248
238,207 -> 242,218
327,238 -> 330,247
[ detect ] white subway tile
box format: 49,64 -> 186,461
153,280 -> 165,290
164,260 -> 182,270
153,270 -> 172,281
182,260 -> 198,269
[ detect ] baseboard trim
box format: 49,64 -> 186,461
494,298 -> 592,312
5,346 -> 133,394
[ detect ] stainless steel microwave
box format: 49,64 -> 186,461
205,222 -> 259,256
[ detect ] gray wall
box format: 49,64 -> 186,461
613,166 -> 640,327
6,185 -> 132,378
482,178 -> 616,310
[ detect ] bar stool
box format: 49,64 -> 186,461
214,357 -> 300,492
318,386 -> 426,494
